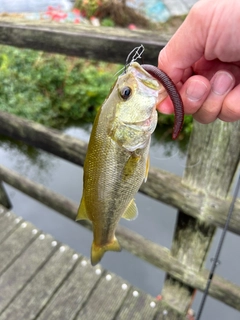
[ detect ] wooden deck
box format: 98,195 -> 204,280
0,204 -> 183,320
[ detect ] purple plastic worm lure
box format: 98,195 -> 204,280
141,64 -> 184,139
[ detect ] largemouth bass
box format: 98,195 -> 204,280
76,62 -> 183,266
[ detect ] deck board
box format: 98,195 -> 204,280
0,232 -> 56,314
76,271 -> 130,320
116,288 -> 159,320
0,209 -> 22,243
0,215 -> 39,275
0,244 -> 77,320
0,207 -> 183,319
37,258 -> 102,320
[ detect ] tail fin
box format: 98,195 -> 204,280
91,238 -> 121,266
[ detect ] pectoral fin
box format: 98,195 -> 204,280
91,237 -> 121,266
122,154 -> 141,180
76,196 -> 90,221
144,156 -> 150,183
122,199 -> 138,220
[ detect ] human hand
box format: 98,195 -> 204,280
157,0 -> 240,123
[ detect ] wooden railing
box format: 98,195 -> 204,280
0,17 -> 240,317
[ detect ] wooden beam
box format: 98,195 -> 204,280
0,182 -> 11,209
162,120 -> 240,313
0,111 -> 239,235
0,164 -> 239,311
0,18 -> 168,64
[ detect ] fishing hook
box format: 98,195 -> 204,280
124,44 -> 145,73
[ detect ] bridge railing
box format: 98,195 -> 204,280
0,16 -> 239,317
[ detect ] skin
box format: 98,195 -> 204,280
157,0 -> 240,124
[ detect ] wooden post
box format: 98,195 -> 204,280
0,182 -> 11,209
161,120 -> 240,314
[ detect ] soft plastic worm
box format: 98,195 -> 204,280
141,64 -> 184,139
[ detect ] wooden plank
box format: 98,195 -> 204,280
0,232 -> 57,314
0,18 -> 168,64
0,244 -> 78,320
0,209 -> 22,244
0,171 -> 240,309
0,205 -> 8,217
0,217 -> 39,275
37,258 -> 102,320
0,110 -> 87,167
162,120 -> 240,313
0,111 -> 240,235
154,304 -> 183,320
76,271 -> 129,320
116,288 -> 159,320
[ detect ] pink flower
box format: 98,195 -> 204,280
128,24 -> 137,30
72,8 -> 81,16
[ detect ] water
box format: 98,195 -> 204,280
0,125 -> 240,319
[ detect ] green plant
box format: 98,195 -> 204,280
0,45 -> 193,141
101,17 -> 115,27
0,45 -> 120,127
74,0 -> 100,18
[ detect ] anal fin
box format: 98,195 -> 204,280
122,199 -> 138,221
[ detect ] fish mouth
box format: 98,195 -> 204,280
123,115 -> 154,131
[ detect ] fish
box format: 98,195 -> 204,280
76,61 -> 182,266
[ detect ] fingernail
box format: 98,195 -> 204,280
211,71 -> 234,95
186,80 -> 208,101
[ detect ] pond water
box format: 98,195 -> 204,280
0,125 -> 240,319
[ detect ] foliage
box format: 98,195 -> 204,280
0,45 -> 192,142
74,0 -> 150,28
74,0 -> 100,18
158,113 -> 193,137
0,45 -> 120,127
101,17 -> 115,27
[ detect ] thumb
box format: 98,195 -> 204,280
158,3 -> 207,83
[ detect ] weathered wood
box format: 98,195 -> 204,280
0,111 -> 240,235
0,208 -> 22,244
116,288 -> 160,320
0,18 -> 168,64
154,305 -> 183,320
0,213 -> 181,320
37,258 -> 102,320
0,111 -> 87,167
0,183 -> 11,209
0,169 -> 239,310
76,271 -> 129,320
162,120 -> 240,313
0,233 -> 57,314
0,206 -> 5,218
0,215 -> 39,275
0,245 -> 78,320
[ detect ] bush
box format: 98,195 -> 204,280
0,45 -> 192,144
0,45 -> 120,127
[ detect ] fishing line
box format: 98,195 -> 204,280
180,158 -> 202,168
124,44 -> 145,73
195,172 -> 240,320
152,150 -> 179,160
114,45 -> 145,77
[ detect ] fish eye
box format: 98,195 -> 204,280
120,86 -> 132,100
